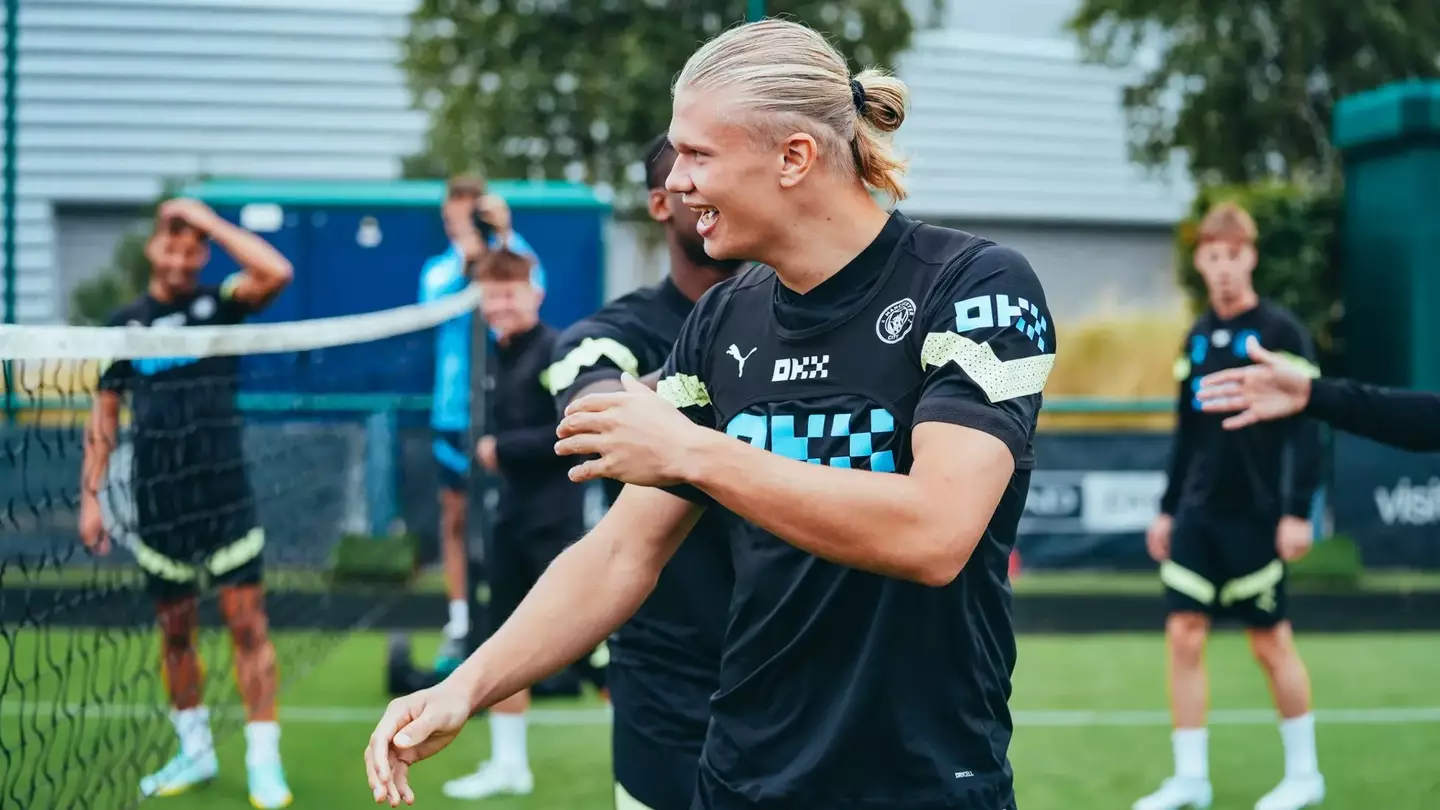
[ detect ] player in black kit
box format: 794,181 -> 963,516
1136,203 -> 1325,810
545,133 -> 744,810
80,198 -> 295,808
365,20 -> 1052,810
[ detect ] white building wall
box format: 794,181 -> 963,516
1,0 -> 1187,324
1,0 -> 425,323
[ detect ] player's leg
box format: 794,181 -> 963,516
134,492 -> 219,798
441,519 -> 535,800
206,469 -> 290,807
1219,521 -> 1323,810
1135,514 -> 1218,810
216,573 -> 291,809
434,430 -> 472,671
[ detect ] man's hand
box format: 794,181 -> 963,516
1196,336 -> 1312,429
1146,514 -> 1173,562
78,494 -> 110,556
477,194 -> 512,240
555,373 -> 703,487
365,681 -> 474,806
1276,516 -> 1313,562
475,436 -> 498,472
158,198 -> 221,233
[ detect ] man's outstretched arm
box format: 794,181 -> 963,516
448,485 -> 702,710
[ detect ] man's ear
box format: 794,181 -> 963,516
647,188 -> 671,223
777,133 -> 819,189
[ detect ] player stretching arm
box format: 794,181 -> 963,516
1198,338 -> 1440,452
540,133 -> 746,810
1136,203 -> 1325,810
80,198 -> 295,808
366,19 -> 1053,810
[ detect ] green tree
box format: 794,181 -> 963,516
401,1 -> 930,202
1067,1 -> 1440,185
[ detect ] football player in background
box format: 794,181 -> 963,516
1137,203 -> 1325,810
81,198 -> 295,807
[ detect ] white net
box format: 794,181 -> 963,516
0,285 -> 478,809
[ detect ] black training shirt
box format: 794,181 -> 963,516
657,211 -> 1054,809
489,323 -> 584,534
99,281 -> 259,477
546,278 -> 735,754
1306,377 -> 1440,452
1161,301 -> 1322,521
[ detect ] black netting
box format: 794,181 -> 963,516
0,339 -> 434,809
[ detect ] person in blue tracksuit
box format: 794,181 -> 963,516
417,176 -> 541,670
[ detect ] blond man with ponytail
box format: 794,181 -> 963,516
366,19 -> 1057,810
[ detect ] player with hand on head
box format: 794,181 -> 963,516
542,132 -> 745,810
418,175 -> 539,674
80,198 -> 295,807
365,19 -> 1054,810
1136,203 -> 1325,810
1198,336 -> 1440,452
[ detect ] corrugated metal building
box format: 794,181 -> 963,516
1,0 -> 1188,325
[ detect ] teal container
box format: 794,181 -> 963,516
1333,81 -> 1440,389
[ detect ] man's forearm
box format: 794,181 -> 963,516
447,493 -> 699,709
82,398 -> 120,496
1306,377 -> 1440,452
207,218 -> 292,285
683,429 -> 980,586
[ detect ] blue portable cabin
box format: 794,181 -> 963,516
183,178 -> 611,401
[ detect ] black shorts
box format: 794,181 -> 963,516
132,471 -> 263,601
433,429 -> 470,492
484,521 -> 576,629
1163,511 -> 1288,628
610,664 -> 706,810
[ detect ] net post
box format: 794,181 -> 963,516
364,407 -> 399,537
3,0 -> 19,424
464,286 -> 493,659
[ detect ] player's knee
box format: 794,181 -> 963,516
1166,613 -> 1209,664
1247,623 -> 1295,671
224,610 -> 270,652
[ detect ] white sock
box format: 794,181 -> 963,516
446,600 -> 469,640
1279,713 -> 1319,778
245,721 -> 282,768
1172,727 -> 1209,781
489,712 -> 529,770
171,706 -> 213,760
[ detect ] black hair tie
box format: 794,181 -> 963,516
850,78 -> 866,113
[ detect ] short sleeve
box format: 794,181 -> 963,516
215,276 -> 258,323
97,309 -> 135,393
545,318 -> 644,411
1267,312 -> 1320,377
655,284 -> 725,432
654,283 -> 728,506
913,244 -> 1056,467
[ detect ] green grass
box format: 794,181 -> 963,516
3,629 -> 1439,809
13,564 -> 1440,595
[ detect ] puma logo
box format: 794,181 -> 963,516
727,344 -> 757,377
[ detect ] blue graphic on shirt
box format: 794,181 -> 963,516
133,356 -> 200,376
725,408 -> 897,472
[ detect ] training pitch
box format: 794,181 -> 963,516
1,629 -> 1437,809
